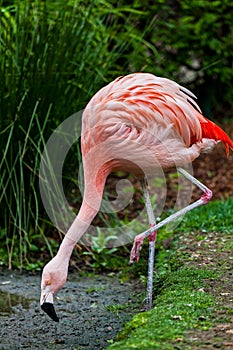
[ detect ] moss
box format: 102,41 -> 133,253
108,267 -> 216,349
108,199 -> 233,349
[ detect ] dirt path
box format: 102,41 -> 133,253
0,271 -> 140,349
179,231 -> 233,349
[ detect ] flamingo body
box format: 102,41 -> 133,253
82,73 -> 232,155
40,73 -> 233,321
81,73 -> 232,191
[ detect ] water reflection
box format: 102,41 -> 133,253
0,290 -> 31,315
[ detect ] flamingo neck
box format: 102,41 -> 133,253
57,170 -> 107,260
66,199 -> 100,243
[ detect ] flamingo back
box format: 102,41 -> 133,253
81,73 -> 233,163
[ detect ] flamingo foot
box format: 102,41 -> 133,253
130,226 -> 157,263
130,232 -> 147,263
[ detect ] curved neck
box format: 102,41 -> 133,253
66,199 -> 99,243
57,168 -> 108,259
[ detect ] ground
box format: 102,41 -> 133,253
0,271 -> 140,349
177,231 -> 233,349
167,125 -> 233,349
181,123 -> 233,348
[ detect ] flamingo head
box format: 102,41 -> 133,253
40,255 -> 69,322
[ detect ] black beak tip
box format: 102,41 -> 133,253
41,302 -> 59,322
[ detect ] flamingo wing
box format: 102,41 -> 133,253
82,73 -> 233,157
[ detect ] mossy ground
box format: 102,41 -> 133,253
108,199 -> 233,349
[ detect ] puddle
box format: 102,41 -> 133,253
0,290 -> 31,315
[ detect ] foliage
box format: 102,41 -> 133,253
0,104 -> 52,270
83,228 -> 123,270
174,197 -> 233,234
0,0 -> 232,269
0,0 -> 149,269
113,0 -> 233,115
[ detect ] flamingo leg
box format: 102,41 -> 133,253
130,167 -> 212,268
140,178 -> 157,310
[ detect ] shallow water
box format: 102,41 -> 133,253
0,290 -> 31,315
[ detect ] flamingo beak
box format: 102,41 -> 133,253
40,285 -> 59,322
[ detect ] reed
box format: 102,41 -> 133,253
0,1 -> 150,269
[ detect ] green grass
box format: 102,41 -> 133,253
107,198 -> 233,349
0,0 -> 155,269
0,103 -> 57,270
174,197 -> 233,234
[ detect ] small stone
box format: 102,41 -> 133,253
198,315 -> 206,321
51,338 -> 65,344
226,329 -> 233,334
172,315 -> 182,320
176,337 -> 183,342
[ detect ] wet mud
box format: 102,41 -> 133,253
0,270 -> 140,349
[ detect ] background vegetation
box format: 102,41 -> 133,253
0,0 -> 232,269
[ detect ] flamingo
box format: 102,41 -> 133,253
40,73 -> 233,322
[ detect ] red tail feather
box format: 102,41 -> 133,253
200,118 -> 233,157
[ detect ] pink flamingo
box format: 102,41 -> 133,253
40,73 -> 233,321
